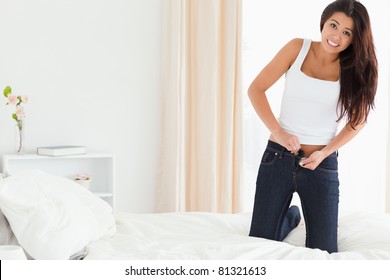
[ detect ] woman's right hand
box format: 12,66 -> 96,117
271,129 -> 301,154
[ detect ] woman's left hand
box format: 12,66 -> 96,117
299,150 -> 327,170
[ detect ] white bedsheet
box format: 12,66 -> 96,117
85,211 -> 390,260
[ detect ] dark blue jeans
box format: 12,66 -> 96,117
249,140 -> 339,253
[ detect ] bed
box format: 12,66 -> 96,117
1,170 -> 390,260
84,211 -> 390,260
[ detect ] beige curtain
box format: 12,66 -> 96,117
387,56 -> 390,214
387,42 -> 390,214
157,0 -> 244,213
387,147 -> 390,213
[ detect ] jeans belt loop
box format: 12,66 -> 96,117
278,148 -> 284,159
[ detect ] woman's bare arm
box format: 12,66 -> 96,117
248,38 -> 303,154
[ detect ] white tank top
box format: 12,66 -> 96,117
278,38 -> 341,145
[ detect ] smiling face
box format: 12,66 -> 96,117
321,12 -> 354,54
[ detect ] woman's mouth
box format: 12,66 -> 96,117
327,39 -> 339,47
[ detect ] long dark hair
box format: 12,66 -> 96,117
320,0 -> 378,128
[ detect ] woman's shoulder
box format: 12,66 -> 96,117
284,38 -> 305,52
279,38 -> 305,66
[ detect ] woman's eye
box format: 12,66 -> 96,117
330,23 -> 337,29
343,31 -> 351,37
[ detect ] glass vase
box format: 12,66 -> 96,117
16,123 -> 24,154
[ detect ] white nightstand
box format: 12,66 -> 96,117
1,153 -> 115,208
0,245 -> 27,260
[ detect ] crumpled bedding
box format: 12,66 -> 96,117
85,211 -> 390,260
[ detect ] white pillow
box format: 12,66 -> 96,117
0,170 -> 116,259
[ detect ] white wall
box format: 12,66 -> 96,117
242,0 -> 390,215
0,0 -> 161,213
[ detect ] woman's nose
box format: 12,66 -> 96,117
329,34 -> 341,44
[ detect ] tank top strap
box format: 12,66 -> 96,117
290,38 -> 312,71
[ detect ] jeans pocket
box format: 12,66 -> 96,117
315,157 -> 338,173
261,150 -> 278,166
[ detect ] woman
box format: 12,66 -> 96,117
248,0 -> 377,253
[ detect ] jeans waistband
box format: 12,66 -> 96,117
266,140 -> 337,158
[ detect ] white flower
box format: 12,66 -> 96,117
7,94 -> 18,106
75,173 -> 90,180
15,106 -> 25,120
4,86 -> 29,127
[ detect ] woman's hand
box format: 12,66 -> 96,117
272,129 -> 301,154
299,150 -> 326,170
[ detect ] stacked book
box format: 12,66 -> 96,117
37,146 -> 87,156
